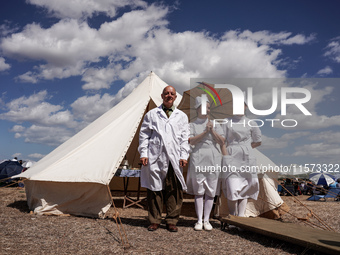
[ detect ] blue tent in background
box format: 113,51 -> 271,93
0,160 -> 23,182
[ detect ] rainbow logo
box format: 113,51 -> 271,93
197,82 -> 223,106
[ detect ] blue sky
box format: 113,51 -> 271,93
1,0 -> 340,169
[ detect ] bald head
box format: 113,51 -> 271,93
161,86 -> 177,108
162,85 -> 176,94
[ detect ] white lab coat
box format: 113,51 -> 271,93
221,116 -> 262,201
138,105 -> 190,192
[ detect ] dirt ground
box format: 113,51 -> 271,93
1,187 -> 339,255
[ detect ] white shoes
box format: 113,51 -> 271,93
203,221 -> 213,231
194,221 -> 213,231
194,222 -> 203,231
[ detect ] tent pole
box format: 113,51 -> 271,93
106,184 -> 130,248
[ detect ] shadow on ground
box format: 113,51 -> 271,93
7,200 -> 30,213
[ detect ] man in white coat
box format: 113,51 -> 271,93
138,85 -> 190,232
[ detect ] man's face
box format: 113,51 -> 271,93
161,86 -> 177,106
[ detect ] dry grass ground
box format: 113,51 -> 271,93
1,187 -> 339,255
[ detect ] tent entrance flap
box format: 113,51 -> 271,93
124,100 -> 156,170
109,100 -> 156,192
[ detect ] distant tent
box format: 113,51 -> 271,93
22,160 -> 36,172
0,160 -> 23,182
13,72 -> 181,218
22,161 -> 36,168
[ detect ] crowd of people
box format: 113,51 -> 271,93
278,178 -> 340,196
138,85 -> 262,232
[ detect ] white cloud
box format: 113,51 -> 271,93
260,131 -> 311,150
1,89 -> 133,146
316,66 -> 333,76
293,142 -> 340,163
14,133 -> 22,138
16,71 -> 38,83
0,3 -> 320,93
71,75 -> 144,125
0,3 -> 315,92
227,30 -> 316,45
274,81 -> 340,129
2,88 -> 142,146
27,0 -> 147,19
81,67 -> 118,90
0,91 -> 84,146
1,5 -> 169,85
71,93 -> 115,124
273,130 -> 340,164
308,130 -> 340,144
109,76 -> 141,105
282,34 -> 316,45
10,125 -> 26,132
324,36 -> 340,63
255,130 -> 340,165
0,90 -> 77,128
16,71 -> 40,84
293,115 -> 340,130
260,135 -> 288,150
12,153 -> 22,158
0,57 -> 10,71
2,20 -> 103,79
0,22 -> 19,37
27,153 -> 45,159
281,131 -> 311,140
20,125 -> 74,146
114,28 -> 294,95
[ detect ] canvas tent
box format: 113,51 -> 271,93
13,72 -> 180,218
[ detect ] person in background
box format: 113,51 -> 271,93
138,85 -> 190,232
221,100 -> 262,217
284,178 -> 296,196
300,181 -> 307,195
306,181 -> 314,195
186,97 -> 225,231
294,181 -> 301,195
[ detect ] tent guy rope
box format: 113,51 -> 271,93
105,185 -> 130,249
273,178 -> 336,232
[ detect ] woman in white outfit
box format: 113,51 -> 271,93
186,97 -> 225,231
221,103 -> 262,217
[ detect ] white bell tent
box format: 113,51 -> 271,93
14,72 -> 178,218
